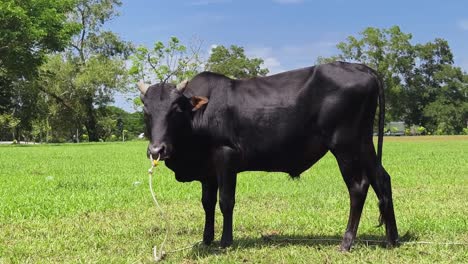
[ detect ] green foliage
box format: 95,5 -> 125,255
417,126 -> 426,135
404,128 -> 411,136
96,115 -> 117,141
0,0 -> 79,140
422,65 -> 467,134
0,113 -> 20,140
321,26 -> 467,134
96,106 -> 144,140
129,37 -> 202,84
34,0 -> 131,142
0,0 -> 79,79
81,134 -> 89,142
206,45 -> 269,79
319,26 -> 414,121
30,119 -> 51,142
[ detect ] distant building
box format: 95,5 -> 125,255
386,121 -> 405,136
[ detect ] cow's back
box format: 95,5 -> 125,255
226,62 -> 380,173
187,62 -> 380,174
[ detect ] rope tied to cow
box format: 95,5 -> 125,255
148,154 -> 168,262
148,154 -> 203,262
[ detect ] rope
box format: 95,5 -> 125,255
147,154 -> 203,262
148,154 -> 168,262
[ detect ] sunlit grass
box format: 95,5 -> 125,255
0,137 -> 467,263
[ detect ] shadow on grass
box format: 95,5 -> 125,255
186,231 -> 417,259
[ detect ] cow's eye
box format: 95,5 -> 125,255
170,104 -> 183,113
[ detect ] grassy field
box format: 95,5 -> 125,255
0,136 -> 467,263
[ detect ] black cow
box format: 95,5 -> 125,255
138,61 -> 398,251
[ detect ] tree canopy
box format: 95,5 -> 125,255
0,0 -> 78,80
206,45 -> 269,79
34,0 -> 132,141
319,26 -> 467,134
0,0 -> 79,141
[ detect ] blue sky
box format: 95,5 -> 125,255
108,0 -> 468,111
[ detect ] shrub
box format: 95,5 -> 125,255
405,128 -> 411,136
417,126 -> 426,135
81,134 -> 89,142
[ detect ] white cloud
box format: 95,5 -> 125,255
263,57 -> 281,69
273,0 -> 304,4
208,44 -> 218,55
246,46 -> 285,74
458,19 -> 468,31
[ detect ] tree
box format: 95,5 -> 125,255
36,0 -> 132,141
0,114 -> 20,141
402,38 -> 454,127
318,26 -> 414,122
206,45 -> 269,79
423,65 -> 467,134
97,106 -> 144,140
0,0 -> 78,80
0,0 -> 79,140
129,36 -> 203,84
319,26 -> 467,134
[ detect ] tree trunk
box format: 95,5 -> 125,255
46,117 -> 49,143
84,96 -> 98,141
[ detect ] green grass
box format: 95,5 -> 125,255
0,137 -> 467,263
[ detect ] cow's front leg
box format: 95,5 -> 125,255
201,181 -> 217,245
214,146 -> 238,248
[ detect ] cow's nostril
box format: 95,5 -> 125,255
150,143 -> 167,157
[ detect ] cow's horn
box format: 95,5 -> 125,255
137,80 -> 149,95
176,80 -> 188,92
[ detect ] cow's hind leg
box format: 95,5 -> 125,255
360,141 -> 398,247
332,148 -> 369,251
368,163 -> 399,247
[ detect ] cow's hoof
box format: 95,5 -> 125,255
339,232 -> 353,252
203,233 -> 214,246
339,239 -> 353,252
220,239 -> 233,248
203,238 -> 213,246
339,244 -> 351,252
386,239 -> 399,248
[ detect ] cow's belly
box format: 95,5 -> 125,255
239,131 -> 329,176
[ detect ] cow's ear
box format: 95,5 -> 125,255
190,96 -> 209,111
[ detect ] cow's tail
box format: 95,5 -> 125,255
372,72 -> 398,242
377,75 -> 384,165
376,74 -> 386,227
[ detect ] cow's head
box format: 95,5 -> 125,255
138,80 -> 209,164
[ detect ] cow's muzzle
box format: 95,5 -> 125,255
148,143 -> 169,160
